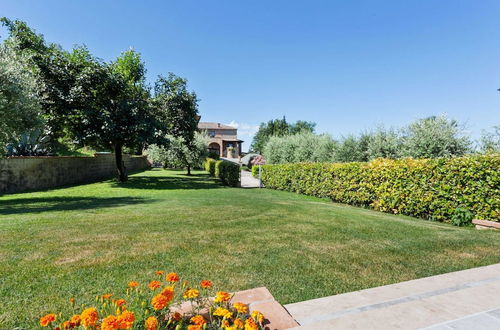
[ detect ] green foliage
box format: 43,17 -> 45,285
401,115 -> 471,158
0,42 -> 43,153
146,132 -> 208,171
263,132 -> 337,164
250,117 -> 316,153
332,134 -> 370,162
259,154 -> 500,222
6,128 -> 50,156
479,126 -> 500,153
451,208 -> 474,227
204,158 -> 240,186
207,151 -> 220,160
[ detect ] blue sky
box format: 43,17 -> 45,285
2,0 -> 499,151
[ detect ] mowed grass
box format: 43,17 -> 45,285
1,169 -> 500,327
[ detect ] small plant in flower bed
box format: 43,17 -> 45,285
38,271 -> 265,330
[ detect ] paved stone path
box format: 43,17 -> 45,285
285,263 -> 500,329
240,169 -> 261,188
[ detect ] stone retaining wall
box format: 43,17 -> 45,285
0,153 -> 151,194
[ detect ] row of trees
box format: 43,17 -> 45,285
259,115 -> 500,164
0,18 -> 201,180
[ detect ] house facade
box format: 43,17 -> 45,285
198,122 -> 243,158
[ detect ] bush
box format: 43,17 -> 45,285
207,151 -> 220,160
451,208 -> 474,227
204,158 -> 240,187
259,154 -> 499,222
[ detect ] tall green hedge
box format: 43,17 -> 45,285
204,158 -> 240,187
259,154 -> 500,222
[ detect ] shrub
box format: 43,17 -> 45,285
451,208 -> 474,227
207,151 -> 220,160
259,154 -> 499,222
38,270 -> 266,329
204,158 -> 240,187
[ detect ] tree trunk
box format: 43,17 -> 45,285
114,143 -> 128,182
186,164 -> 191,176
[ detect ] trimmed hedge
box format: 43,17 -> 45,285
259,154 -> 500,222
204,158 -> 240,187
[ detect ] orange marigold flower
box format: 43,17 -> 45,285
69,314 -> 81,327
151,293 -> 170,310
117,310 -> 135,329
213,307 -> 233,319
155,271 -> 164,276
145,316 -> 158,330
81,307 -> 99,327
245,317 -> 259,330
215,291 -> 231,303
128,281 -> 139,288
160,286 -> 175,300
171,312 -> 182,321
251,310 -> 265,323
190,315 -> 206,326
222,319 -> 230,327
233,302 -> 248,314
200,280 -> 212,288
62,321 -> 71,329
187,326 -> 202,330
69,297 -> 75,304
115,299 -> 126,306
183,288 -> 200,299
102,294 -> 113,300
234,318 -> 245,329
148,280 -> 161,290
166,272 -> 180,282
101,315 -> 119,330
40,313 -> 57,327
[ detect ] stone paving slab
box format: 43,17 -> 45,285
284,263 -> 500,329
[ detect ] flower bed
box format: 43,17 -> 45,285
38,271 -> 265,329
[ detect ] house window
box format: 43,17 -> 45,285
208,130 -> 215,137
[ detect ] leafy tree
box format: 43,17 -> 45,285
479,125 -> 500,153
333,133 -> 370,162
366,126 -> 402,160
153,73 -> 200,175
0,42 -> 43,153
146,132 -> 208,170
250,117 -> 316,153
401,115 -> 471,158
263,132 -> 336,164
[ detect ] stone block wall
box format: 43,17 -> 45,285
0,153 -> 151,194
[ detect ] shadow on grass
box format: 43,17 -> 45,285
112,173 -> 223,190
0,196 -> 149,215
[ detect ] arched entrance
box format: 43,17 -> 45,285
208,142 -> 221,156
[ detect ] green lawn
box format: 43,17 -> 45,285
1,169 -> 499,327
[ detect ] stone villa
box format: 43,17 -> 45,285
198,122 -> 243,158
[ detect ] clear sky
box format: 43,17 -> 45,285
2,0 -> 499,151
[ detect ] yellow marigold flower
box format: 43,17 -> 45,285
101,315 -> 119,330
81,308 -> 99,327
233,302 -> 248,314
190,315 -> 206,326
102,293 -> 113,300
148,280 -> 161,290
234,318 -> 245,329
145,316 -> 158,330
39,313 -> 57,327
128,281 -> 139,288
251,310 -> 265,323
115,299 -> 126,306
215,291 -> 231,303
171,312 -> 182,321
225,326 -> 237,330
244,317 -> 259,330
160,286 -> 175,300
213,307 -> 233,319
166,272 -> 180,282
117,310 -> 135,329
200,280 -> 212,288
183,288 -> 200,299
155,271 -> 164,276
151,293 -> 170,310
